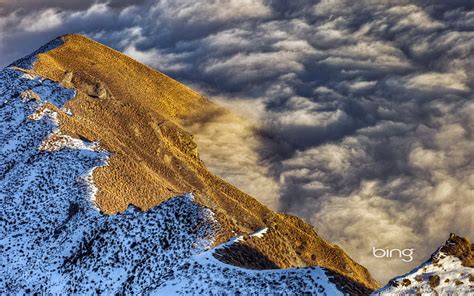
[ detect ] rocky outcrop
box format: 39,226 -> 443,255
438,233 -> 474,268
374,234 -> 474,295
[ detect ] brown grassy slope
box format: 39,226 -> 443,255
26,34 -> 379,290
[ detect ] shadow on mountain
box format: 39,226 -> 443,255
213,243 -> 280,270
325,268 -> 374,296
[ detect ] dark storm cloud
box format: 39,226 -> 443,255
1,0 -> 473,284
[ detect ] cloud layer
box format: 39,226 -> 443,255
2,0 -> 473,284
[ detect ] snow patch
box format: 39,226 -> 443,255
62,107 -> 73,116
39,130 -> 103,152
20,73 -> 38,80
374,251 -> 474,295
153,233 -> 344,295
250,227 -> 269,238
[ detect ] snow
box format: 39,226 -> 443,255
250,227 -> 269,238
62,107 -> 73,116
152,232 -> 344,296
373,250 -> 474,295
21,73 -> 37,80
39,130 -> 103,152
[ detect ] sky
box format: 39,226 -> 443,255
1,0 -> 473,284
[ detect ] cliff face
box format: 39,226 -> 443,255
2,34 -> 379,293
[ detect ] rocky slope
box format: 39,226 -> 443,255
374,234 -> 474,295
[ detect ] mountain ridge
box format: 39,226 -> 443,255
0,65 -> 369,293
374,234 -> 474,295
3,34 -> 471,295
7,33 -> 378,291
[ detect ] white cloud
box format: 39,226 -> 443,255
152,0 -> 272,24
277,108 -> 349,128
386,4 -> 445,32
204,51 -> 305,81
124,45 -> 190,72
321,40 -> 412,70
346,80 -> 377,91
19,8 -> 63,32
405,72 -> 470,92
409,147 -> 446,170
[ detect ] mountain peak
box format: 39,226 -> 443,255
375,234 -> 474,295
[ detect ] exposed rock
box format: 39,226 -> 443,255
428,275 -> 440,288
439,233 -> 474,268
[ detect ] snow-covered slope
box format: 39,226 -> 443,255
153,233 -> 343,295
0,66 -> 218,294
0,66 -> 368,295
374,234 -> 474,295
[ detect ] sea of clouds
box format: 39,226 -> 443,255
1,0 -> 473,283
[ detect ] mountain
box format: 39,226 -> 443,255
2,34 -> 470,295
1,34 -> 377,295
374,234 -> 474,295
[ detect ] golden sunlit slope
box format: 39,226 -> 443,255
18,34 -> 379,291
